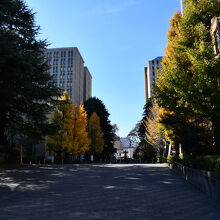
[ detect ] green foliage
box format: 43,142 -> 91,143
84,97 -> 115,160
133,142 -> 157,162
138,99 -> 153,142
158,111 -> 214,155
0,0 -> 62,145
154,0 -> 220,154
168,154 -> 220,172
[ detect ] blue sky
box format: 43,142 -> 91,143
25,0 -> 181,137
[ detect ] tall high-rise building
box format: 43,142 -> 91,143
83,66 -> 92,103
144,56 -> 162,102
46,47 -> 92,104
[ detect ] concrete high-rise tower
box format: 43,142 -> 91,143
144,56 -> 162,102
46,47 -> 92,104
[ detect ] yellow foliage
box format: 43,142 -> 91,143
88,112 -> 104,154
144,101 -> 164,152
46,92 -> 71,153
157,108 -> 175,142
65,105 -> 90,156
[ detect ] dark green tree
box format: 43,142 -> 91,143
138,98 -> 153,142
0,0 -> 61,145
84,97 -> 115,161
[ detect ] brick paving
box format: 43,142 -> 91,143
0,164 -> 219,220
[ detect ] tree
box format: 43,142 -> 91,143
0,0 -> 61,146
145,101 -> 164,155
46,92 -> 71,161
134,99 -> 156,161
127,122 -> 141,146
157,108 -> 214,156
88,112 -> 104,159
65,104 -> 90,158
138,99 -> 153,142
84,97 -> 115,160
112,124 -> 120,141
154,0 -> 220,154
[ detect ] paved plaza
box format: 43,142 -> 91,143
0,164 -> 220,219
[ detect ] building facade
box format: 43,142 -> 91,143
211,12 -> 220,58
114,137 -> 136,160
46,47 -> 92,104
83,67 -> 92,103
144,56 -> 162,102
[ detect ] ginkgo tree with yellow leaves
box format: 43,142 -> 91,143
154,0 -> 220,155
65,104 -> 91,159
144,101 -> 164,156
46,92 -> 91,162
46,91 -> 71,162
88,112 -> 104,160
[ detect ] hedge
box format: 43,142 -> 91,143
167,155 -> 220,172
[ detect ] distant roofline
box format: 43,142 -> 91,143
152,56 -> 163,61
47,46 -> 75,50
84,66 -> 92,78
47,47 -> 84,63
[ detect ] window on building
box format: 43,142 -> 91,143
61,51 -> 63,57
152,61 -> 154,64
64,51 -> 66,57
71,51 -> 73,57
56,67 -> 58,73
157,60 -> 159,64
71,59 -> 73,64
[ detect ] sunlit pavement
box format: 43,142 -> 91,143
0,164 -> 220,220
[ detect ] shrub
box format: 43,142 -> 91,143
167,155 -> 220,172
